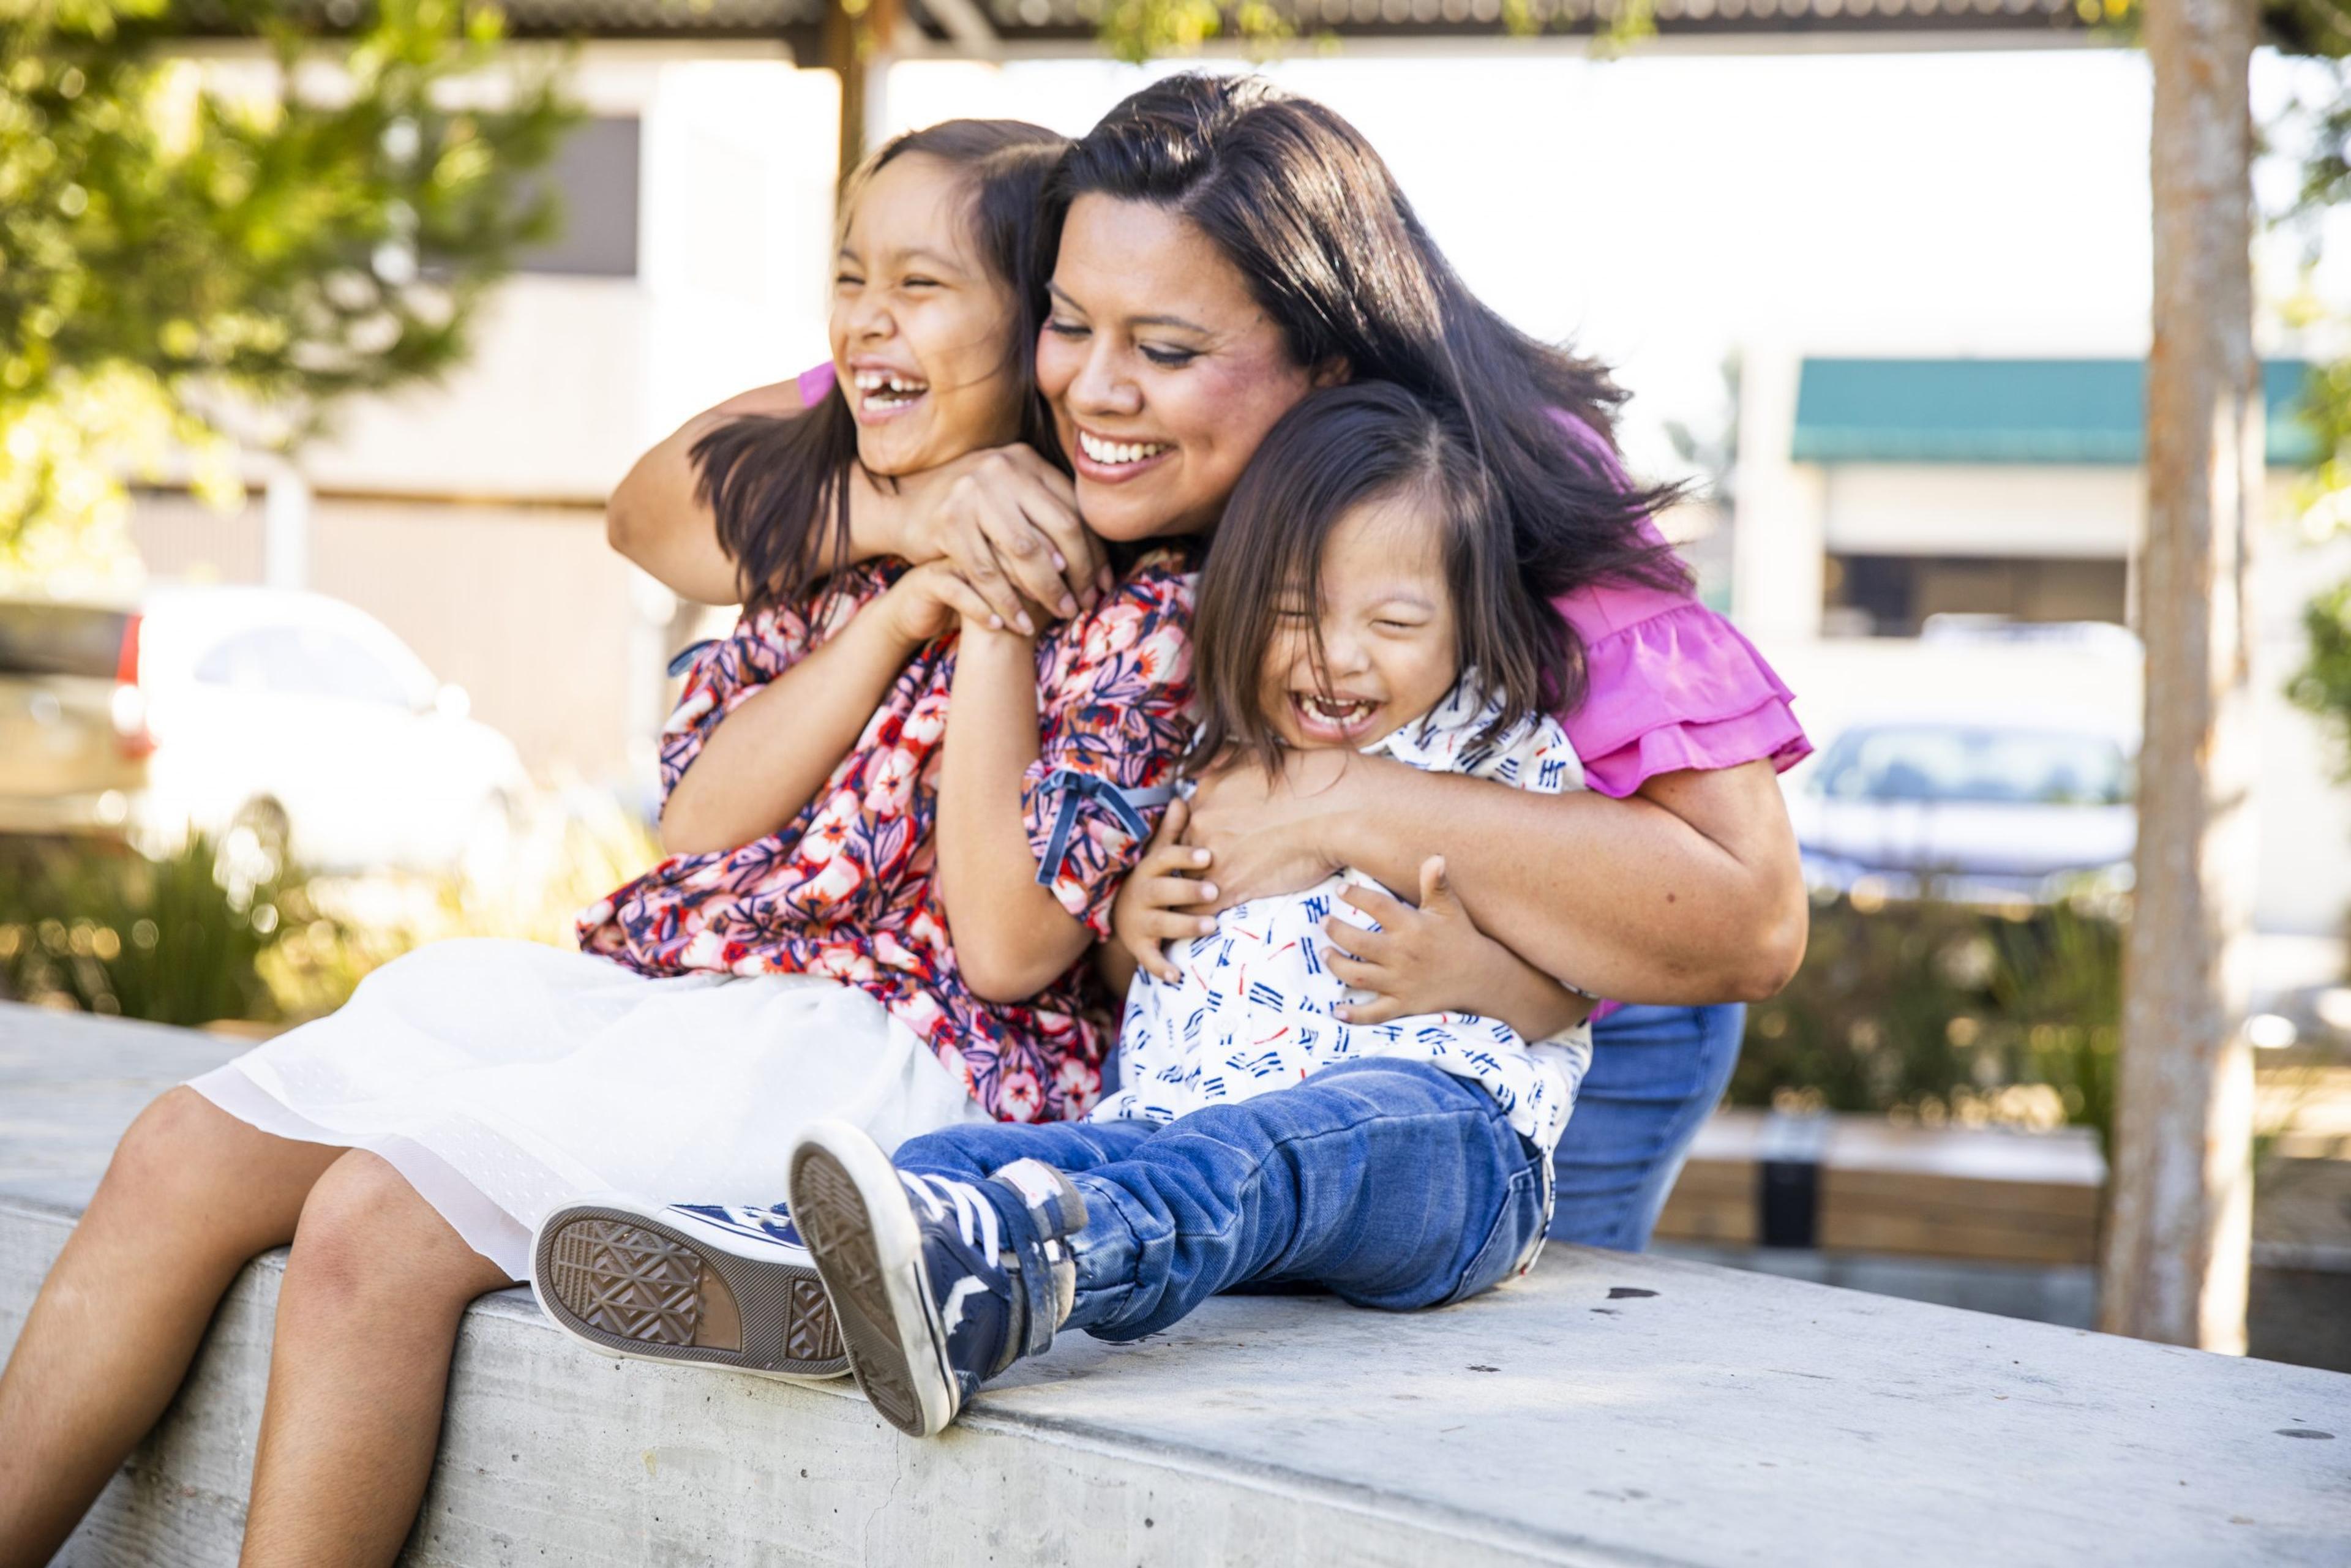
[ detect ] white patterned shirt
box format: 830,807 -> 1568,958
1092,680 -> 1595,1153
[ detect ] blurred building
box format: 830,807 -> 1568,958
1733,350 -> 2351,937
133,40 -> 843,793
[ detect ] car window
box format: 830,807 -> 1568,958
0,603 -> 132,678
194,626 -> 416,708
1818,727 -> 2131,807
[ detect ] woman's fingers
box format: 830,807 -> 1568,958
962,450 -> 1097,620
992,448 -> 1101,610
942,509 -> 1030,632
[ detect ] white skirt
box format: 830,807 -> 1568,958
189,939 -> 988,1280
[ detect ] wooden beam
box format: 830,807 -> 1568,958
2100,0 -> 2261,1351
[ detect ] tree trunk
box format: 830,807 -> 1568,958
2100,0 -> 2262,1351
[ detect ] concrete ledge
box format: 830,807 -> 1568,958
6,1004 -> 2350,1566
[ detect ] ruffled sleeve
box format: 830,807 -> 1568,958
656,564 -> 893,808
1545,411 -> 1810,797
1021,551 -> 1198,940
1556,576 -> 1812,799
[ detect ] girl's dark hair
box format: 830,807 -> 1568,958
693,119 -> 1068,610
1041,73 -> 1687,713
1190,382 -> 1539,775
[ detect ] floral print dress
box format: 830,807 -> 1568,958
579,547 -> 1198,1124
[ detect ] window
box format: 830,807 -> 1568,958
195,627 -> 416,708
1823,554 -> 2128,638
516,118 -> 641,279
1815,726 -> 2131,808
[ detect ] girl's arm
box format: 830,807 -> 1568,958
1319,857 -> 1594,1044
934,626 -> 1095,1002
1180,751 -> 1807,1006
940,560 -> 1198,1005
662,564 -> 996,857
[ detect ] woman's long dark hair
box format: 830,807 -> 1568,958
1190,382 -> 1541,776
694,119 -> 1068,611
1040,74 -> 1687,713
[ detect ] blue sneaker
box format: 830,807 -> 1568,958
787,1120 -> 1084,1437
531,1196 -> 847,1380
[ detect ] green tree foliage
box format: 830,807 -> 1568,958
0,0 -> 574,578
1737,895 -> 2124,1155
2289,575 -> 2351,775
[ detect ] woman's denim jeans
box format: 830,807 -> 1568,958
1548,1002 -> 1745,1251
893,1059 -> 1548,1341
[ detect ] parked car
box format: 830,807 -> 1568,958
1785,716 -> 2137,906
0,586 -> 530,874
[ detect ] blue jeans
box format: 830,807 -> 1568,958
893,1059 -> 1548,1341
1548,1002 -> 1745,1250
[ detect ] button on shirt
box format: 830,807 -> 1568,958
1093,680 -> 1596,1153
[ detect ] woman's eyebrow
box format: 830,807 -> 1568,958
1130,312 -> 1210,335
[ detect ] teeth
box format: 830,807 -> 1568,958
853,370 -> 929,402
1078,430 -> 1171,466
1300,695 -> 1373,723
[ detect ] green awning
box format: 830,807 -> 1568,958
1791,358 -> 2319,467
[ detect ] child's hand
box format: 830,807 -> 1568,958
880,560 -> 1005,647
1110,798 -> 1219,985
1321,856 -> 1593,1041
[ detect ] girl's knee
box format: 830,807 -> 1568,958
102,1088 -> 244,1203
288,1153 -> 499,1309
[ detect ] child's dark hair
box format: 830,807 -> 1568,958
1188,381 -> 1556,776
691,119 -> 1069,612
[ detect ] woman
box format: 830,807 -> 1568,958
0,119 -> 1199,1567
615,74 -> 1810,1259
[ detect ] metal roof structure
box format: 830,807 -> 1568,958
1792,358 -> 2320,467
170,0 -> 2096,48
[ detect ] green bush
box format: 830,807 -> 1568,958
0,830 -> 327,1027
1734,892 -> 2123,1155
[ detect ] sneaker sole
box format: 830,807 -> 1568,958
532,1206 -> 847,1379
789,1125 -> 956,1438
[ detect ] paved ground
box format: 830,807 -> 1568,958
4,1003 -> 2349,1566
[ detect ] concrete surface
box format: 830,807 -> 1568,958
4,1002 -> 2349,1566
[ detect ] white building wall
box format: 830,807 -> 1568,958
1736,347 -> 2351,938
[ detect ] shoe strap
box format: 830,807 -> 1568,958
983,1163 -> 1085,1368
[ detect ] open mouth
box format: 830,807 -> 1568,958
853,369 -> 929,418
1290,691 -> 1382,743
1075,428 -> 1173,475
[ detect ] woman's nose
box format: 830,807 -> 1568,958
1068,342 -> 1141,419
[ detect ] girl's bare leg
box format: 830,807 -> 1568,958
237,1150 -> 512,1568
0,1088 -> 341,1568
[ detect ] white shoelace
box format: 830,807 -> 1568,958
899,1171 -> 1003,1261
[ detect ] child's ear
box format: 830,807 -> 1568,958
1309,356 -> 1352,390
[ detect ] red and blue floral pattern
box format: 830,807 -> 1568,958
577,549 -> 1197,1125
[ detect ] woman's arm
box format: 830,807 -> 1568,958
1180,752 -> 1807,1006
662,563 -> 994,857
934,625 -> 1095,1002
608,380 -> 807,606
607,378 -> 1106,621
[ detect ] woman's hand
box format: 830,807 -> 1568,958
895,446 -> 1106,636
1179,748 -> 1362,910
1321,857 -> 1594,1043
1110,800 -> 1220,984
